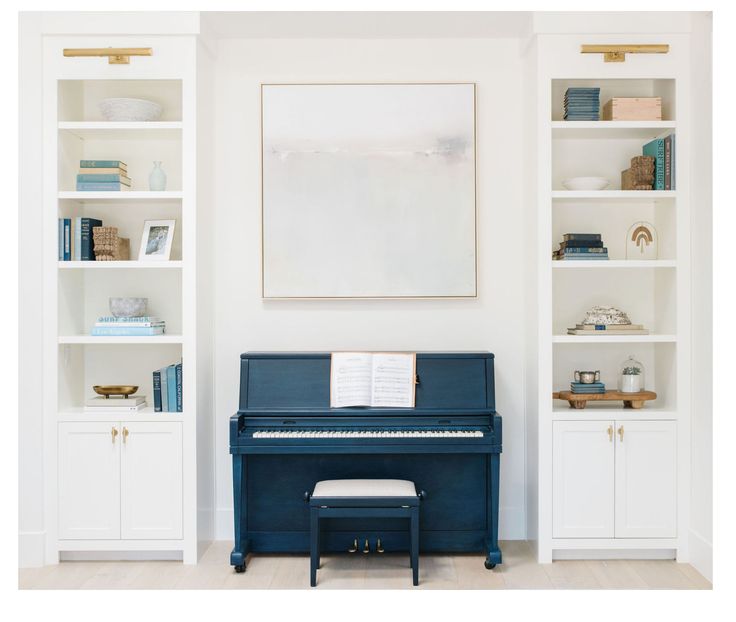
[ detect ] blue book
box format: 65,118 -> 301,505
79,160 -> 127,168
159,367 -> 169,412
560,239 -> 604,248
166,365 -> 177,413
74,217 -> 82,261
76,174 -> 130,184
63,218 -> 71,261
76,182 -> 130,191
643,138 -> 665,190
90,326 -> 165,336
58,219 -> 63,261
563,233 -> 601,241
80,218 -> 102,260
175,362 -> 183,412
559,247 -> 609,254
152,370 -> 162,412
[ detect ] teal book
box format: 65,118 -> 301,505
166,365 -> 177,413
79,160 -> 127,168
90,326 -> 164,336
643,138 -> 665,190
175,362 -> 183,412
77,174 -> 130,184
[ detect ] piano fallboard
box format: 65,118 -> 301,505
229,352 -> 502,571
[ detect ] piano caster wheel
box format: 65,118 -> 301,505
363,539 -> 370,554
348,538 -> 359,553
484,561 -> 496,570
234,565 -> 246,573
376,538 -> 385,553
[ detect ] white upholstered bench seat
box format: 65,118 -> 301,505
312,479 -> 416,498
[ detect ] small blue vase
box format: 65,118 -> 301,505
148,161 -> 167,191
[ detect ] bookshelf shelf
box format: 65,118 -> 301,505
58,191 -> 183,201
58,121 -> 183,140
551,190 -> 676,201
552,334 -> 677,344
551,120 -> 676,139
58,260 -> 183,269
57,408 -> 185,422
552,260 -> 676,269
551,407 -> 677,421
58,335 -> 184,345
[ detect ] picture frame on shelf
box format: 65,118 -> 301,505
139,219 -> 175,261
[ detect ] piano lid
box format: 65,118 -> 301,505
238,352 -> 495,412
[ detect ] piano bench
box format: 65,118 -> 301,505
305,479 -> 424,587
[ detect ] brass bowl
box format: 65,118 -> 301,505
93,385 -> 139,398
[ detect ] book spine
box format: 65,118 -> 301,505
74,217 -> 82,261
58,219 -> 63,261
76,174 -> 131,184
95,321 -> 165,328
160,369 -> 169,412
176,362 -> 183,412
63,219 -> 71,261
560,239 -> 604,248
563,233 -> 602,241
96,316 -> 160,323
90,326 -> 164,336
664,135 -> 672,191
559,247 -> 608,254
79,160 -> 127,168
643,138 -> 665,190
80,218 -> 102,261
75,182 -> 130,191
78,167 -> 127,175
671,134 -> 676,190
152,370 -> 162,412
166,365 -> 177,413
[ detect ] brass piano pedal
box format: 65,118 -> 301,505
376,538 -> 385,553
363,538 -> 370,554
348,538 -> 359,553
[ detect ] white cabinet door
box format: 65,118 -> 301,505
58,422 -> 120,540
120,422 -> 182,540
615,420 -> 677,538
553,420 -> 615,538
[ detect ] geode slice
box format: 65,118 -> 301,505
581,305 -> 631,325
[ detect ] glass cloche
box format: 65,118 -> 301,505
619,355 -> 645,393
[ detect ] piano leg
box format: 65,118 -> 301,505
485,452 -> 503,569
230,453 -> 248,573
410,506 -> 419,586
310,507 -> 320,587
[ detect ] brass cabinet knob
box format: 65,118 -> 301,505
607,425 -> 613,442
122,427 -> 129,443
111,427 -> 119,444
618,425 -> 624,442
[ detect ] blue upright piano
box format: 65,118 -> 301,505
229,352 -> 502,572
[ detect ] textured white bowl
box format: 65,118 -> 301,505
562,177 -> 610,191
99,98 -> 162,122
109,297 -> 148,318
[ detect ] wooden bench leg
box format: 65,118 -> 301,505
310,508 -> 319,587
410,507 -> 419,586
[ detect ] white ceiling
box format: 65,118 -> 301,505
202,11 -> 531,39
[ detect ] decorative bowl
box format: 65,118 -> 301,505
93,385 -> 139,398
109,297 -> 147,318
99,98 -> 162,122
562,177 -> 610,191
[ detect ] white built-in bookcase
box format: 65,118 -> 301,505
530,35 -> 692,562
42,36 -> 213,563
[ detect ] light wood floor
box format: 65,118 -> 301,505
18,540 -> 711,589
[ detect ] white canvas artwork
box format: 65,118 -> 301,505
261,83 -> 476,298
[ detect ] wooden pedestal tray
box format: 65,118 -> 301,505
553,390 -> 657,409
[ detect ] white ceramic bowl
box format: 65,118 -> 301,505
561,177 -> 610,191
109,297 -> 148,318
99,98 -> 162,122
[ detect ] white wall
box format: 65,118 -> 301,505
212,37 -> 527,540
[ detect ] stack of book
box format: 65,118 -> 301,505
153,362 -> 183,412
570,381 -> 605,394
564,87 -> 600,121
76,160 -> 131,191
58,217 -> 102,261
553,233 -> 608,261
91,316 -> 166,337
567,323 -> 649,336
642,134 -> 676,190
84,395 -> 147,413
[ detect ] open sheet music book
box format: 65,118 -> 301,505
330,352 -> 416,408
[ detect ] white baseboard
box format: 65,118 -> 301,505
689,528 -> 713,582
215,506 -> 527,541
18,531 -> 45,568
60,550 -> 183,561
553,549 -> 676,560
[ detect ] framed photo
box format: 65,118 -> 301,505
138,220 -> 175,261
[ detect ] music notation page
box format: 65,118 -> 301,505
330,352 -> 416,408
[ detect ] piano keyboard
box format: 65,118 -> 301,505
252,430 -> 484,439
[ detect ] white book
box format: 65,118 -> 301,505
86,395 -> 146,407
84,401 -> 147,413
330,352 -> 416,408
